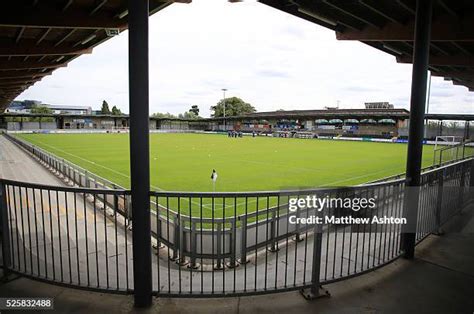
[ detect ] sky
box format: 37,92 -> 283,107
17,0 -> 473,117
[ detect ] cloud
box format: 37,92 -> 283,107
343,86 -> 381,93
256,69 -> 291,79
16,0 -> 473,117
281,25 -> 307,39
431,90 -> 455,98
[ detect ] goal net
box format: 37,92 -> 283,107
433,136 -> 463,150
433,136 -> 466,165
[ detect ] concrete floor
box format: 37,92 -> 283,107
1,204 -> 473,313
1,218 -> 474,314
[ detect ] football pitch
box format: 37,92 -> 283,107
17,132 -> 437,192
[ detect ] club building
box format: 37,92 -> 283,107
1,101 -> 472,140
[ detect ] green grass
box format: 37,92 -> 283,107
16,132 -> 440,218
17,133 -> 436,192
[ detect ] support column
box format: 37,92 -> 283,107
128,0 -> 152,308
464,121 -> 470,140
438,120 -> 443,136
402,0 -> 433,259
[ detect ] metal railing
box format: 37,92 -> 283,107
4,133 -> 126,192
433,139 -> 473,166
0,179 -> 132,292
1,132 -> 473,297
3,133 -> 131,220
1,157 -> 472,296
368,140 -> 473,184
146,158 -> 472,296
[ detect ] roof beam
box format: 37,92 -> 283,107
0,59 -> 67,70
0,70 -> 50,77
438,0 -> 457,17
451,42 -> 472,56
397,55 -> 474,67
0,81 -> 34,87
0,92 -> 28,98
452,80 -> 474,90
89,0 -> 108,16
0,4 -> 127,29
0,72 -> 50,80
359,0 -> 405,25
322,0 -> 382,28
0,86 -> 32,91
0,90 -> 27,95
15,27 -> 25,43
0,79 -> 36,85
0,39 -> 92,56
337,13 -> 474,41
432,71 -> 474,82
397,0 -> 415,15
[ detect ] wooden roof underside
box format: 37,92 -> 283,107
2,0 -> 472,111
259,0 -> 474,92
0,0 -> 190,110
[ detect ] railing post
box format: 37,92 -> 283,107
170,216 -> 179,261
62,158 -> 65,178
268,210 -> 279,252
227,220 -> 238,268
434,169 -> 445,234
458,163 -> 466,208
294,206 -> 303,242
0,182 -> 11,277
188,221 -> 198,269
214,223 -> 223,270
177,220 -> 188,267
300,210 -> 329,299
156,212 -> 163,249
239,216 -> 249,264
470,159 -> 474,202
84,170 -> 89,188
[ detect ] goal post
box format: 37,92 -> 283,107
433,135 -> 463,151
433,136 -> 466,165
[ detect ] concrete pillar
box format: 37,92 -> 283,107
402,0 -> 433,259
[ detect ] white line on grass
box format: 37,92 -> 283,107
319,167 -> 403,187
24,137 -> 409,212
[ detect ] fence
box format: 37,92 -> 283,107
0,179 -> 132,292
147,158 -> 472,296
1,132 -> 473,297
367,140 -> 474,184
433,140 -> 474,166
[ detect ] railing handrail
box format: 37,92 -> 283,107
435,138 -> 472,153
3,132 -> 127,191
0,177 -> 129,195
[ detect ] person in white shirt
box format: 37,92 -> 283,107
210,169 -> 218,191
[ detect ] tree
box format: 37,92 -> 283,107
101,100 -> 111,114
30,104 -> 53,115
151,112 -> 178,119
30,105 -> 54,122
210,97 -> 256,117
189,105 -> 200,116
111,105 -> 122,115
178,111 -> 199,120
